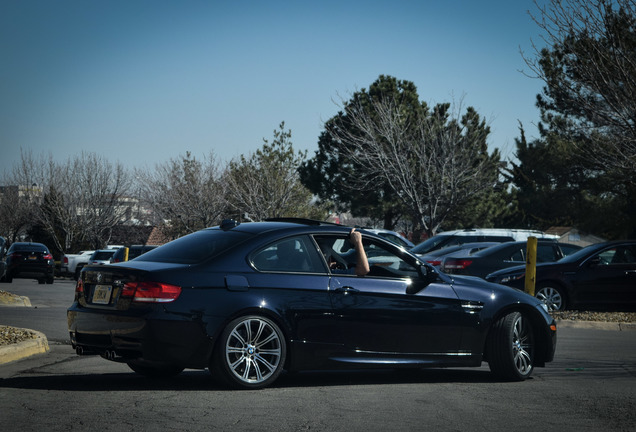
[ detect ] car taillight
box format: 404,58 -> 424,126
43,253 -> 53,260
75,279 -> 84,294
443,258 -> 473,270
121,281 -> 181,303
63,256 -> 69,264
427,259 -> 442,266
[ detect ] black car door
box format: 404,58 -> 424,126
573,244 -> 636,305
324,236 -> 465,361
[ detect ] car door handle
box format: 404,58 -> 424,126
334,286 -> 359,295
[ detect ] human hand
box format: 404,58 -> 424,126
349,228 -> 362,245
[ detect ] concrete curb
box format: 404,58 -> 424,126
0,293 -> 32,307
0,329 -> 50,365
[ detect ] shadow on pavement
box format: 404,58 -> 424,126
0,367 -> 500,391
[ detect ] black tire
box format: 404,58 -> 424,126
487,311 -> 535,381
535,283 -> 567,311
46,276 -> 54,284
127,361 -> 184,378
211,315 -> 286,390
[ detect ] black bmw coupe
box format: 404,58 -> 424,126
68,219 -> 557,389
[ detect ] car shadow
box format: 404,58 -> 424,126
0,367 -> 502,391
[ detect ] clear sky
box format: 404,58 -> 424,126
0,0 -> 548,176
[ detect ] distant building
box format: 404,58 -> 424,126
545,227 -> 605,247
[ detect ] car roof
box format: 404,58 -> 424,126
208,219 -> 352,236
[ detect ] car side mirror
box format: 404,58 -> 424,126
407,264 -> 436,295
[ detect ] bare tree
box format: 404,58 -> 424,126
328,96 -> 500,236
5,150 -> 131,252
0,184 -> 38,243
136,151 -> 227,239
524,0 -> 636,184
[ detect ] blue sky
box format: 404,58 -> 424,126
0,0 -> 548,175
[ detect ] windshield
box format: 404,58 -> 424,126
556,243 -> 603,264
137,229 -> 253,264
410,235 -> 451,255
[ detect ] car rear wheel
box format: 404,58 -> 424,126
487,311 -> 534,381
535,283 -> 566,311
127,361 -> 184,378
211,315 -> 286,390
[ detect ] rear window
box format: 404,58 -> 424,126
93,251 -> 115,260
136,229 -> 253,264
11,243 -> 48,252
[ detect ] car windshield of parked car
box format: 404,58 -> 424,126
136,230 -> 253,264
410,236 -> 452,255
557,244 -> 603,264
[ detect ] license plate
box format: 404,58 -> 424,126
28,255 -> 37,260
93,285 -> 113,304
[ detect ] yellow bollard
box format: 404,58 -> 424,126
524,237 -> 537,296
123,247 -> 129,262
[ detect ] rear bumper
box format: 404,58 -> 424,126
8,264 -> 54,279
67,305 -> 214,368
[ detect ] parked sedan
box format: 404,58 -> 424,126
441,240 -> 581,279
415,242 -> 499,267
486,240 -> 636,311
68,219 -> 556,389
2,242 -> 55,284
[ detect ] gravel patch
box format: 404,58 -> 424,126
0,326 -> 37,346
550,310 -> 636,323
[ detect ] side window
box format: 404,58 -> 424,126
252,236 -> 325,273
314,235 -> 355,273
508,248 -> 525,262
604,246 -> 636,265
596,248 -> 617,265
537,244 -> 558,262
363,239 -> 419,279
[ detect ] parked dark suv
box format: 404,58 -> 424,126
0,237 -> 7,280
2,242 -> 55,284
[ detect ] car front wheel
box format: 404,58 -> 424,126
211,315 -> 286,390
535,283 -> 566,311
487,311 -> 534,381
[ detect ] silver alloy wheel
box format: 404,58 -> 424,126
536,286 -> 563,311
225,317 -> 283,385
512,315 -> 533,376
